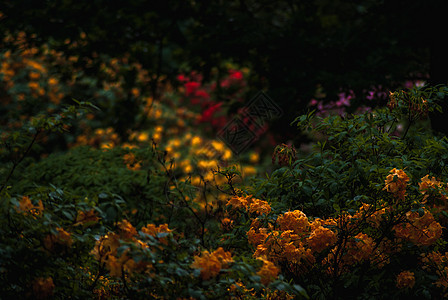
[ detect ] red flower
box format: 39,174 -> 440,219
177,74 -> 188,82
185,81 -> 200,96
194,89 -> 210,100
229,70 -> 243,80
199,102 -> 222,122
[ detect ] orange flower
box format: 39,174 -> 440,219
247,219 -> 269,247
123,152 -> 141,170
117,219 -> 137,240
396,271 -> 415,289
32,277 -> 55,299
421,251 -> 448,290
393,209 -> 442,246
257,256 -> 280,286
141,223 -> 172,236
106,255 -> 123,277
15,196 -> 44,216
419,175 -> 444,192
383,168 -> 409,201
44,227 -> 73,251
74,209 -> 99,226
419,175 -> 447,204
191,247 -> 233,280
221,217 -> 234,231
29,71 -> 40,80
248,198 -> 271,215
227,195 -> 251,210
277,210 -> 310,234
307,225 -> 337,253
348,233 -> 374,263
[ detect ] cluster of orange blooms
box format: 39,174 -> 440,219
91,220 -> 172,278
190,247 -> 233,280
381,169 -> 444,246
396,270 -> 415,289
419,175 -> 448,222
421,251 -> 448,292
15,196 -> 44,217
256,256 -> 281,286
383,168 -> 410,201
123,152 -> 142,171
227,168 -> 447,282
227,195 -> 272,215
189,246 -> 282,287
393,208 -> 442,246
246,210 -> 338,276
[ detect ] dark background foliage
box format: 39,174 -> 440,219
2,0 -> 447,137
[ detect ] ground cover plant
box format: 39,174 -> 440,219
2,30 -> 448,300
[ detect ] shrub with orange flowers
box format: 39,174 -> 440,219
3,28 -> 448,299
242,85 -> 448,298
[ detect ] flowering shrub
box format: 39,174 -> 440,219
239,85 -> 448,298
3,29 -> 448,299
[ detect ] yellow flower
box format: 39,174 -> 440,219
183,164 -> 193,173
249,152 -> 259,163
137,132 -> 149,142
191,136 -> 202,147
396,271 -> 415,289
243,166 -> 257,177
222,149 -> 232,160
211,140 -> 224,152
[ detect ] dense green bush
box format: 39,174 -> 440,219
240,85 -> 448,299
